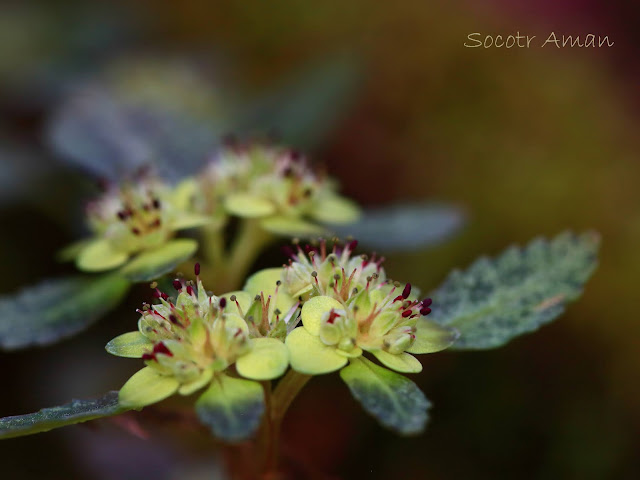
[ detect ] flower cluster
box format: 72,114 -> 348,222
68,173 -> 208,272
107,239 -> 458,439
107,264 -> 292,409
64,143 -> 360,279
198,144 -> 360,236
276,240 -> 459,375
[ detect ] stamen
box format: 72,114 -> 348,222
153,342 -> 173,357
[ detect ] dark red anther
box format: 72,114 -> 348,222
402,283 -> 412,299
420,307 -> 432,316
160,292 -> 169,301
234,328 -> 243,338
290,150 -> 301,161
194,263 -> 200,276
327,309 -> 340,324
421,298 -> 432,308
150,218 -> 161,228
186,285 -> 194,296
393,295 -> 404,303
117,210 -> 128,220
153,342 -> 173,357
347,239 -> 358,251
131,227 -> 141,236
141,353 -> 156,361
169,314 -> 180,325
152,199 -> 161,209
402,310 -> 412,318
281,245 -> 295,258
219,297 -> 227,309
172,280 -> 182,291
282,166 -> 294,177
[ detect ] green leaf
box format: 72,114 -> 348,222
0,273 -> 131,350
243,268 -> 295,313
236,338 -> 289,381
171,213 -> 213,231
300,295 -> 343,336
340,357 -> 430,435
332,202 -> 464,252
260,216 -> 326,238
195,374 -> 265,442
285,327 -> 348,375
311,194 -> 361,224
429,231 -> 600,350
243,268 -> 283,296
76,238 -> 129,272
406,319 -> 459,354
0,391 -> 128,440
118,367 -> 180,408
369,350 -> 423,373
224,193 -> 276,218
120,238 -> 198,282
178,367 -> 214,396
105,331 -> 153,358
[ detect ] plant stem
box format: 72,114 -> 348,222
199,219 -> 273,291
272,370 -> 312,426
260,370 -> 312,474
224,219 -> 273,290
202,223 -> 225,267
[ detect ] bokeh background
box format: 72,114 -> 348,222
1,0 -> 639,478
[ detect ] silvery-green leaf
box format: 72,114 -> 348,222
195,374 -> 265,443
47,56 -> 226,181
235,54 -> 361,148
0,392 -> 128,439
0,273 -> 131,350
340,357 -> 430,435
331,203 -> 464,252
119,239 -> 198,282
429,231 -> 600,349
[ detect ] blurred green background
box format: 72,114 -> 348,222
1,0 -> 639,478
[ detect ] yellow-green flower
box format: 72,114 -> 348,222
281,241 -> 459,375
200,144 -> 360,237
106,268 -> 290,409
66,174 -> 209,275
239,268 -> 302,340
281,239 -> 383,299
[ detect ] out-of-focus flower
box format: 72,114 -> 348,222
198,144 -> 360,237
64,174 -> 209,273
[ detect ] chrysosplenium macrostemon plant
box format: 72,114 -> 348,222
103,241 -> 459,442
0,141 -> 600,478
